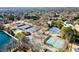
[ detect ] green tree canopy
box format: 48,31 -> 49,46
7,14 -> 15,21
52,20 -> 63,29
75,19 -> 79,24
0,23 -> 5,30
60,27 -> 78,43
15,32 -> 25,40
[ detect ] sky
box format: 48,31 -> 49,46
0,0 -> 78,7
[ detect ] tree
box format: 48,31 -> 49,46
16,16 -> 21,20
0,23 -> 5,30
24,16 -> 40,21
15,32 -> 25,47
75,19 -> 79,24
7,14 -> 15,21
56,20 -> 63,29
60,27 -> 78,51
15,32 -> 25,38
5,27 -> 14,36
52,20 -> 63,29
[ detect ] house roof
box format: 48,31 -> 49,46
74,24 -> 79,32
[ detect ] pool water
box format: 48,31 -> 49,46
0,31 -> 11,46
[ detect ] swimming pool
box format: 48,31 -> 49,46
0,31 -> 17,51
0,31 -> 11,46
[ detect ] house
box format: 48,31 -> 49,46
63,20 -> 73,27
74,24 -> 79,32
64,20 -> 73,24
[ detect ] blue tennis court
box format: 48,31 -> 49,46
16,23 -> 25,27
20,25 -> 31,29
27,27 -> 37,33
49,27 -> 60,33
45,37 -> 65,48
